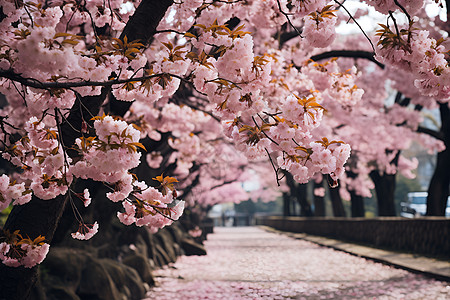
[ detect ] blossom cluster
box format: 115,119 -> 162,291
2,117 -> 71,200
71,115 -> 143,202
0,230 -> 49,268
366,0 -> 425,15
292,0 -> 328,17
0,114 -> 186,267
376,23 -> 450,101
117,177 -> 184,233
278,138 -> 351,183
303,5 -> 338,48
0,175 -> 31,210
71,222 -> 99,240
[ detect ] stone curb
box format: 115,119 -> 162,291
259,225 -> 450,282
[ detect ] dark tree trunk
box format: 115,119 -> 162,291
426,103 -> 450,216
350,191 -> 365,217
347,171 -> 365,217
282,192 -> 291,216
110,0 -> 181,117
119,0 -> 173,43
0,195 -> 68,300
313,180 -> 326,216
328,184 -> 346,217
284,173 -> 313,217
0,91 -> 106,300
296,183 -> 314,217
0,1 -> 174,299
369,170 -> 397,216
291,199 -> 297,216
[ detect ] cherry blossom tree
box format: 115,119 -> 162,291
302,1 -> 449,217
360,0 -> 450,216
0,1 -> 353,297
0,0 -> 449,299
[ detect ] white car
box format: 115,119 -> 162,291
400,192 -> 450,217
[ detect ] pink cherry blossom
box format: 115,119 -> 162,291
71,222 -> 99,240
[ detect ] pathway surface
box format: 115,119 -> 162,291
145,227 -> 450,299
263,227 -> 450,282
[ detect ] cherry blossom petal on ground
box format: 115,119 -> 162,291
146,227 -> 450,300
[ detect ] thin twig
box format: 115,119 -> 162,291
151,206 -> 177,222
65,7 -> 77,32
74,92 -> 97,120
82,5 -> 101,44
256,113 -> 280,146
388,11 -> 402,43
10,81 -> 27,106
178,99 -> 220,121
23,4 -> 34,29
334,0 -> 375,52
276,0 -> 303,38
54,108 -> 73,172
0,116 -> 20,131
265,148 -> 281,186
204,77 -> 244,90
393,0 -> 411,23
68,190 -> 85,223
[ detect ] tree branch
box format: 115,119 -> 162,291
417,126 -> 444,141
119,0 -> 174,44
310,50 -> 385,69
334,0 -> 375,52
0,1 -> 175,299
0,70 -> 181,90
276,0 -> 303,39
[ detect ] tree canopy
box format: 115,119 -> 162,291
0,1 -> 449,294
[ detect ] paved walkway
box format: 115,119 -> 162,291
146,227 -> 450,299
262,226 -> 450,282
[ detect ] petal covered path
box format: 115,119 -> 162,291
146,227 -> 450,299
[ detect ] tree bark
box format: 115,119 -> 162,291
313,180 -> 326,216
290,198 -> 297,216
350,191 -> 365,217
0,195 -> 68,300
119,0 -> 173,43
295,183 -> 314,217
347,171 -> 365,217
310,50 -> 385,69
369,170 -> 397,216
284,172 -> 313,217
282,192 -> 291,216
0,91 -> 105,300
426,103 -> 450,216
0,1 -> 174,299
328,184 -> 346,217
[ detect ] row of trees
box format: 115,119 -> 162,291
275,1 -> 450,218
0,0 -> 449,298
279,172 -> 424,218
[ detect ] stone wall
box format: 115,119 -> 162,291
256,217 -> 450,258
